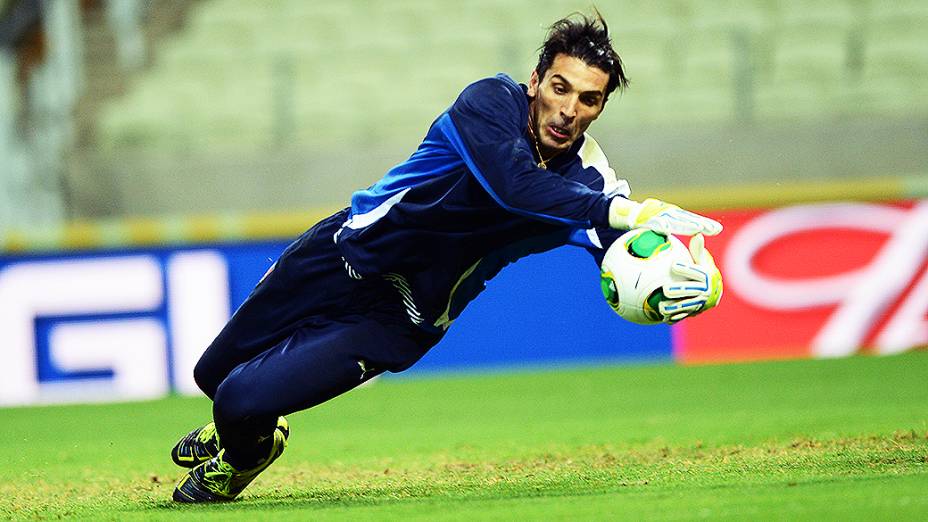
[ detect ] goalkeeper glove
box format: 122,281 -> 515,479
608,197 -> 723,237
659,234 -> 723,323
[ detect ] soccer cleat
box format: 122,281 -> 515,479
171,421 -> 220,468
172,428 -> 287,503
171,416 -> 290,468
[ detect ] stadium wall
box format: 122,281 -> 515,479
1,179 -> 926,406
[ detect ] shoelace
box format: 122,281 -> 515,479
196,424 -> 218,445
201,459 -> 235,493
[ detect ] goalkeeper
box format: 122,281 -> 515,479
171,12 -> 723,502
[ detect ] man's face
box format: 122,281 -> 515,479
526,54 -> 609,158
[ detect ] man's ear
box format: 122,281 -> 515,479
527,69 -> 539,97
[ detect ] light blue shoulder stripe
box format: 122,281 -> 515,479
435,113 -> 591,228
350,134 -> 463,216
567,228 -> 602,249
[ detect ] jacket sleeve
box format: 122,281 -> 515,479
441,76 -> 613,229
567,226 -> 625,267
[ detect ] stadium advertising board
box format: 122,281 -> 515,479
678,200 -> 928,363
1,199 -> 924,406
0,244 -> 282,407
0,240 -> 671,407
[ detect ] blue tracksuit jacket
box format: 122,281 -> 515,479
335,73 -> 630,332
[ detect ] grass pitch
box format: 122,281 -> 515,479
1,352 -> 927,520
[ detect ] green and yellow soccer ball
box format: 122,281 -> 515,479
600,229 -> 693,325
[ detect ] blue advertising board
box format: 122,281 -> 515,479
0,241 -> 671,406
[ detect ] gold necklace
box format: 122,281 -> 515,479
527,114 -> 548,169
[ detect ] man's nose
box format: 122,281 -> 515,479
561,98 -> 577,121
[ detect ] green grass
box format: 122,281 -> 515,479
1,352 -> 927,520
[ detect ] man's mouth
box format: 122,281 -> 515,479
547,123 -> 570,141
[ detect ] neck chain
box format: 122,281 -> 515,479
527,114 -> 549,170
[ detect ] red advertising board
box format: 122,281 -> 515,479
675,200 -> 928,363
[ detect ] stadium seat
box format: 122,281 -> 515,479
863,15 -> 928,82
769,21 -> 851,86
684,0 -> 770,33
773,0 -> 857,26
868,0 -> 928,20
833,77 -> 927,118
611,23 -> 674,93
753,79 -> 832,122
678,29 -> 738,90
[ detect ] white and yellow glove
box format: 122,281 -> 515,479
659,234 -> 723,323
609,197 -> 723,237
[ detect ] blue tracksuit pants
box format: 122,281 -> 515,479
193,209 -> 443,468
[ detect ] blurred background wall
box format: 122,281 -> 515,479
0,0 -> 925,228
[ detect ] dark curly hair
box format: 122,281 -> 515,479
535,11 -> 629,101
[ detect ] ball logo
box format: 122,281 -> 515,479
600,270 -> 620,311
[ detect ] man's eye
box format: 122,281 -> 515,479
553,85 -> 566,94
581,97 -> 598,106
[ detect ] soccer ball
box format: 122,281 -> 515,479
599,229 -> 693,325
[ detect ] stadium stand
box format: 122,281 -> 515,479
96,0 -> 928,153
0,0 -> 924,238
0,0 -> 895,222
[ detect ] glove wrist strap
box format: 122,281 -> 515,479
608,197 -> 641,230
